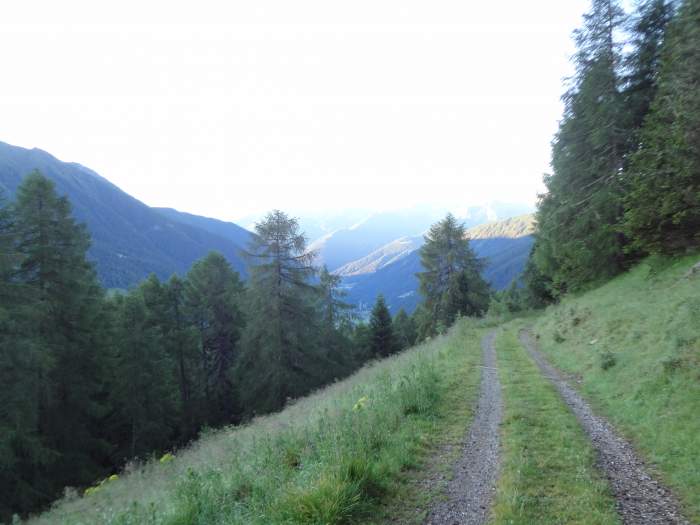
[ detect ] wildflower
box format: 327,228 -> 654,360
352,396 -> 369,411
160,452 -> 175,464
84,486 -> 101,497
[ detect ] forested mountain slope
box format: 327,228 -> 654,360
0,141 -> 250,288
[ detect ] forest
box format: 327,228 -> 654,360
516,0 -> 699,305
0,175 -> 488,520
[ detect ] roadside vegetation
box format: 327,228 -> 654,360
491,326 -> 619,524
25,321 -> 483,525
532,254 -> 700,521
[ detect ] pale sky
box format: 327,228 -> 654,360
1,0 -> 588,222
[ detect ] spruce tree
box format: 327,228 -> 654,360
185,252 -> 245,425
533,0 -> 630,290
623,0 -> 700,253
369,295 -> 397,358
417,213 -> 489,332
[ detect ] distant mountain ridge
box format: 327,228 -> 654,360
0,141 -> 252,289
0,140 -> 535,303
310,204 -> 533,273
341,215 -> 536,315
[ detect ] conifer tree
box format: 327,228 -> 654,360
369,295 -> 397,358
237,211 -> 325,413
163,275 -> 202,436
317,265 -> 356,368
185,252 -> 245,425
111,291 -> 175,460
623,0 -> 674,145
417,213 -> 489,332
623,0 -> 700,253
393,308 -> 417,350
533,0 -> 630,290
9,172 -> 110,511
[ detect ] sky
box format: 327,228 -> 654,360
1,0 -> 589,222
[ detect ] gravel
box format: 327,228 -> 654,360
424,330 -> 502,525
518,329 -> 690,525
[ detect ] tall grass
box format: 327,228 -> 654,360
25,321 -> 482,525
532,253 -> 700,521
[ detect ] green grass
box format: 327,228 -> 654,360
531,254 -> 700,522
26,320 -> 484,525
491,326 -> 620,525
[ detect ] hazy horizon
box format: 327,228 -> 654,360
2,0 -> 587,221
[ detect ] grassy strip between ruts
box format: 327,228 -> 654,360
490,325 -> 620,525
27,320 -> 484,525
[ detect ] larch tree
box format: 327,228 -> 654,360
237,210 -> 330,413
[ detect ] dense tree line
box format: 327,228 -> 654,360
1,173 -> 488,520
527,0 -> 699,303
0,177 -> 368,520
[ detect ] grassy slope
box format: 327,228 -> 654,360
491,326 -> 619,524
27,322 -> 484,525
531,254 -> 700,521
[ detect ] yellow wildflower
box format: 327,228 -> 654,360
352,396 -> 369,411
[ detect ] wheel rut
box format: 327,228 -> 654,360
518,329 -> 689,525
424,330 -> 502,525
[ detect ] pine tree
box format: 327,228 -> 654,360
369,295 -> 397,358
417,213 -> 489,332
185,252 -> 245,425
393,308 -> 417,350
623,0 -> 700,253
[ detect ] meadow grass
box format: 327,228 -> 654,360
531,254 -> 700,522
26,320 -> 484,525
491,325 -> 620,525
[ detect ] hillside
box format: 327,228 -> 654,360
342,215 -> 535,315
0,142 -> 251,288
26,254 -> 700,524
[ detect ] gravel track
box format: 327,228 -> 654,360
424,330 -> 502,525
518,329 -> 689,525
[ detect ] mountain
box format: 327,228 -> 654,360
334,235 -> 424,277
0,141 -> 251,289
341,215 -> 536,316
309,204 -> 533,272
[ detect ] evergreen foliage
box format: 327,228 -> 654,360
417,213 -> 490,334
393,308 -> 417,350
622,0 -> 700,253
368,295 -> 398,358
527,0 -> 697,301
236,211 -> 345,414
0,183 -> 371,521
